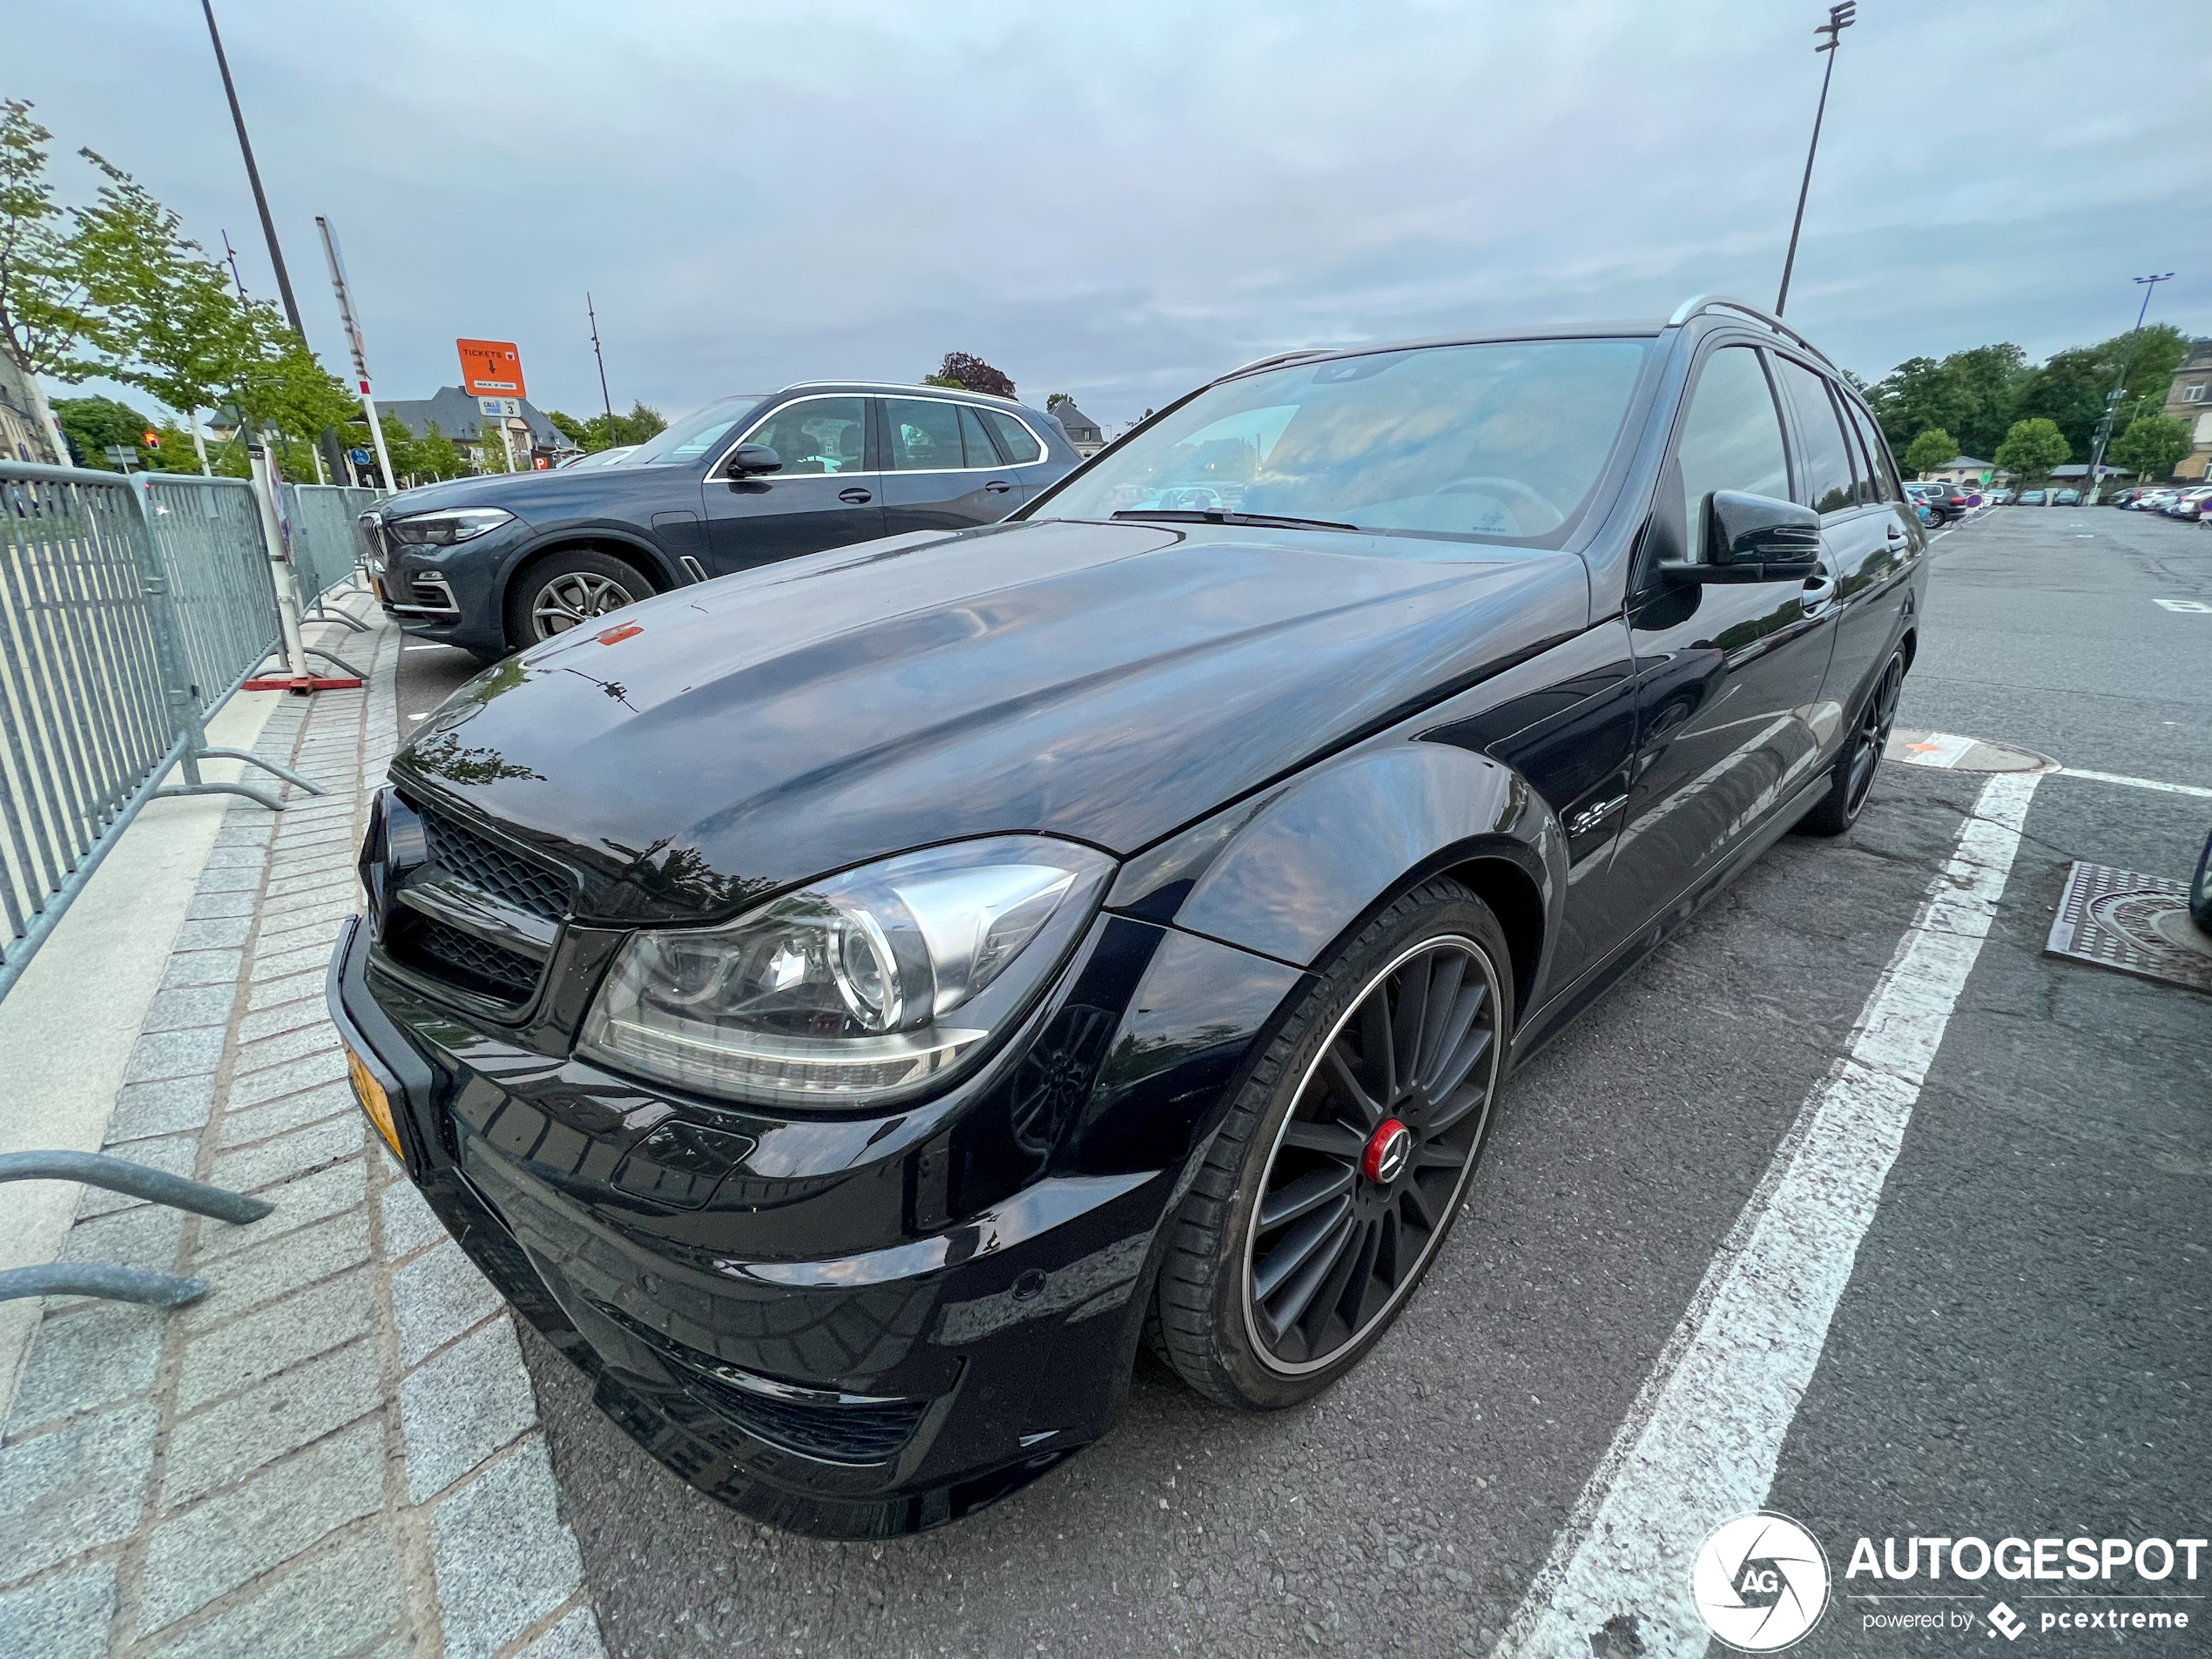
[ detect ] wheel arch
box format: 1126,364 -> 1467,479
1144,742 -> 1567,1029
496,531 -> 681,644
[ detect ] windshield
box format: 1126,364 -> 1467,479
1033,339 -> 1648,547
624,396 -> 771,468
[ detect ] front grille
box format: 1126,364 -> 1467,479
684,1369 -> 925,1465
589,1299 -> 925,1466
392,913 -> 540,1003
419,807 -> 570,921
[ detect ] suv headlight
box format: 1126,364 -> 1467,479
385,507 -> 514,546
578,837 -> 1116,1109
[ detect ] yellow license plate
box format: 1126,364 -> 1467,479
346,1043 -> 401,1159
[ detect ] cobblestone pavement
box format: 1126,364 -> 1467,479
0,617 -> 604,1659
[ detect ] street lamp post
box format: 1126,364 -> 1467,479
1775,3 -> 1858,319
2080,272 -> 2173,505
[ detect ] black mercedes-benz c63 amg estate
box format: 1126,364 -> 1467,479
330,296 -> 1925,1536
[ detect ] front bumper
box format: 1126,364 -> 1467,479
327,896 -> 1302,1535
362,518 -> 514,657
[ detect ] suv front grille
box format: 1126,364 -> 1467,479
389,912 -> 540,1004
418,806 -> 571,921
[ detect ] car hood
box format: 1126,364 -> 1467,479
393,520 -> 1589,922
373,467 -> 607,520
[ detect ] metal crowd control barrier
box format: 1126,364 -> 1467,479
282,482 -> 381,631
0,460 -> 326,1003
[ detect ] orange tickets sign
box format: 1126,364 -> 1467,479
457,339 -> 526,399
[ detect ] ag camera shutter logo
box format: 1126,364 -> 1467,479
1689,1511 -> 1832,1651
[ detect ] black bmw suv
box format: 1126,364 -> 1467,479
358,382 -> 1080,660
333,297 -> 1924,1536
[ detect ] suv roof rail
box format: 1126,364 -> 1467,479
1224,347 -> 1331,379
1667,294 -> 1839,372
779,379 -> 1027,406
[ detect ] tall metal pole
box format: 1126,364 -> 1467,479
317,217 -> 396,493
200,0 -> 303,338
1776,3 -> 1858,319
588,293 -> 617,448
2080,272 -> 2174,503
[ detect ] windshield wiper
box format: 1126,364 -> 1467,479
1111,509 -> 1359,533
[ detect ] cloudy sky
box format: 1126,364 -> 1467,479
16,0 -> 2207,431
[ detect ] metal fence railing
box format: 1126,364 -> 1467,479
140,475 -> 284,706
0,460 -> 327,1002
281,483 -> 380,618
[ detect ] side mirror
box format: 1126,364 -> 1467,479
723,442 -> 782,477
1659,490 -> 1821,584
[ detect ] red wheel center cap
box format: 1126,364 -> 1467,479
1362,1118 -> 1413,1186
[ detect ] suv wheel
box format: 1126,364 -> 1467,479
506,550 -> 653,646
1151,879 -> 1511,1411
1800,649 -> 1903,837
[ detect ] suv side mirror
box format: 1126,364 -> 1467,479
724,442 -> 782,477
1659,490 -> 1821,584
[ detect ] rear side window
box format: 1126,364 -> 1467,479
1771,357 -> 1858,515
959,405 -> 1004,469
1844,400 -> 1899,502
981,408 -> 1042,463
884,398 -> 963,471
1674,346 -> 1791,558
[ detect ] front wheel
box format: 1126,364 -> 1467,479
1151,879 -> 1513,1411
504,550 -> 653,647
1799,649 -> 1903,837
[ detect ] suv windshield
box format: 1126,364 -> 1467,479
1031,338 -> 1648,548
625,395 -> 772,468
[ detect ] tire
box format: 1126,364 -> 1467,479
1799,648 -> 1904,838
1152,878 -> 1514,1411
503,550 -> 654,648
2188,828 -> 2212,939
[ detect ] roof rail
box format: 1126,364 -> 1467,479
1224,347 -> 1331,379
779,380 -> 1028,406
1666,294 -> 1838,371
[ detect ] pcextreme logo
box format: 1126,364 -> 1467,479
1689,1512 -> 1832,1651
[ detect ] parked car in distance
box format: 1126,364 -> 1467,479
357,383 -> 1081,660
334,294 -> 1927,1538
1901,484 -> 1933,525
2054,489 -> 2081,505
1927,486 -> 1977,523
1985,488 -> 2013,504
2018,489 -> 2047,505
2129,489 -> 2178,511
557,445 -> 639,470
2162,485 -> 2212,519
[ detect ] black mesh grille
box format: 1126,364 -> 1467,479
395,914 -> 541,1003
419,807 -> 570,921
683,1369 -> 925,1466
588,1299 -> 924,1466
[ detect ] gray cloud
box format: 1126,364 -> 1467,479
17,0 -> 2206,431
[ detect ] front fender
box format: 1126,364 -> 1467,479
494,522 -> 685,592
1111,742 -> 1565,993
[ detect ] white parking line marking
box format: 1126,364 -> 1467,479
1497,772 -> 2040,1659
2153,599 -> 2212,613
2053,768 -> 2212,799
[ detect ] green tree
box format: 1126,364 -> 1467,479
1993,417 -> 2069,485
67,150 -> 246,473
1045,392 -> 1075,413
2106,413 -> 2191,482
0,99 -> 91,460
53,393 -> 152,468
1902,428 -> 1958,476
1867,345 -> 2027,461
546,400 -> 664,451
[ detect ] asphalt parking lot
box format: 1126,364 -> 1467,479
392,506 -> 2210,1656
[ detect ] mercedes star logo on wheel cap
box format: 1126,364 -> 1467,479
1362,1118 -> 1413,1186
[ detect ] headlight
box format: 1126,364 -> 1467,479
578,837 -> 1116,1109
385,507 -> 514,546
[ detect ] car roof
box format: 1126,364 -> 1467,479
770,381 -> 1040,410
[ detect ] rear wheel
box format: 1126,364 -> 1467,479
504,550 -> 653,647
1152,880 -> 1512,1411
1800,649 -> 1903,837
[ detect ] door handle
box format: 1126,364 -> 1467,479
1800,570 -> 1838,615
982,480 -> 1014,495
838,487 -> 873,504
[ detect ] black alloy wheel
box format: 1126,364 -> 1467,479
1151,880 -> 1512,1411
1244,935 -> 1500,1372
1801,650 -> 1903,837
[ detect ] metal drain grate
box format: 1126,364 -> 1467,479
2046,862 -> 2212,995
